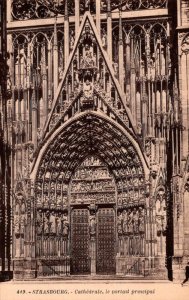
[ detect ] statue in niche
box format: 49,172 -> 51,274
43,194 -> 49,206
37,128 -> 43,142
156,215 -> 162,235
122,209 -> 128,234
133,190 -> 139,200
20,203 -> 26,235
162,215 -> 167,234
44,181 -> 49,191
50,181 -> 55,192
36,210 -> 43,235
62,196 -> 68,206
83,79 -> 93,98
113,61 -> 118,77
20,200 -> 26,214
14,214 -> 20,235
117,211 -> 123,235
101,29 -> 107,48
127,209 -> 133,234
50,194 -> 56,207
56,195 -> 62,207
62,214 -> 69,237
89,214 -> 96,236
57,181 -> 61,190
132,208 -> 139,233
49,211 -> 56,234
56,213 -> 62,235
44,212 -> 50,234
138,207 -> 145,233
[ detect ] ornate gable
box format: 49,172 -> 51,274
42,12 -> 138,142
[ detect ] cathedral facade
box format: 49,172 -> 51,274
1,0 -> 189,281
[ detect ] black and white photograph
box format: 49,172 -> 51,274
0,1 -> 189,299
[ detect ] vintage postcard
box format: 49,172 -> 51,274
0,1 -> 189,300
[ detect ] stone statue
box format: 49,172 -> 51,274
138,207 -> 145,233
117,211 -> 123,235
20,213 -> 26,235
89,215 -> 96,235
132,208 -> 139,233
83,79 -> 93,98
127,209 -> 133,234
62,215 -> 69,237
44,213 -> 50,234
14,215 -> 20,235
122,209 -> 128,234
49,211 -> 56,234
56,213 -> 62,235
36,210 -> 43,235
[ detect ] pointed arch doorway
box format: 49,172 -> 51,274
69,156 -> 116,275
33,113 -> 149,278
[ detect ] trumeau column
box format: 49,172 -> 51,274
75,0 -> 80,36
64,0 -> 69,66
96,0 -> 101,34
118,10 -> 124,91
107,0 -> 112,61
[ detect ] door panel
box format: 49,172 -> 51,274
70,208 -> 90,274
96,207 -> 116,274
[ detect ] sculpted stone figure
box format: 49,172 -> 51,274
62,214 -> 69,237
14,215 -> 20,235
89,214 -> 96,235
44,212 -> 50,234
49,211 -> 56,234
122,209 -> 128,234
36,210 -> 43,235
127,209 -> 133,234
138,207 -> 145,233
132,208 -> 139,233
117,211 -> 123,235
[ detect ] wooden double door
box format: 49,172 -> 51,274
70,206 -> 116,275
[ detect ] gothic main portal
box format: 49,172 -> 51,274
7,0 -> 189,282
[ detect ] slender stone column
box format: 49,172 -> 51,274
42,45 -> 48,127
64,0 -> 69,66
107,0 -> 112,61
118,11 -> 124,91
53,20 -> 58,97
48,43 -> 52,112
32,88 -> 37,148
75,0 -> 80,36
130,34 -> 136,125
96,0 -> 101,34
